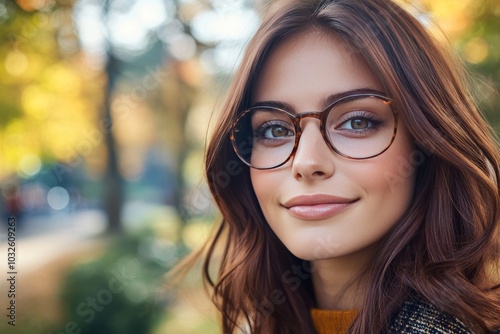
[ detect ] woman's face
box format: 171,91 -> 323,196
250,31 -> 416,261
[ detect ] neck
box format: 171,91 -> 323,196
311,246 -> 376,310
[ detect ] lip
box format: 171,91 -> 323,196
282,194 -> 358,220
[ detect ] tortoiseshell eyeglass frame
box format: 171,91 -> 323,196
230,91 -> 398,170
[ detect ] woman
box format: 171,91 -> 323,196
201,0 -> 500,332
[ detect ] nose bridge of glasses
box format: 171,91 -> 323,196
295,111 -> 323,129
293,111 -> 328,152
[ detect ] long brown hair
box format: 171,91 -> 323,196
202,0 -> 500,332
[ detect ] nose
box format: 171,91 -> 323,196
291,119 -> 335,181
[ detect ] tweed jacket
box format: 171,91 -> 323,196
389,298 -> 500,333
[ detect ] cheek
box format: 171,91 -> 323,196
363,146 -> 418,215
359,158 -> 415,195
250,169 -> 278,207
250,168 -> 291,228
350,125 -> 417,217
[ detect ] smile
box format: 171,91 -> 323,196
282,194 -> 358,220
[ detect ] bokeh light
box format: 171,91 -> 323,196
47,186 -> 70,210
464,37 -> 490,64
19,153 -> 42,176
5,50 -> 29,77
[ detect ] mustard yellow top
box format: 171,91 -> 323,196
310,309 -> 359,334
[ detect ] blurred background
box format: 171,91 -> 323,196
0,0 -> 498,333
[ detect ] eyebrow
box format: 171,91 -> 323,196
251,88 -> 387,113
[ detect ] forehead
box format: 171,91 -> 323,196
252,30 -> 383,111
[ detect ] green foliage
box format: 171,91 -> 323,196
55,233 -> 171,334
458,0 -> 500,129
0,1 -> 100,178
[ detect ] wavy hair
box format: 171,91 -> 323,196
202,0 -> 500,332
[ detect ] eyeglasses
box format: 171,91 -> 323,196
230,92 -> 398,170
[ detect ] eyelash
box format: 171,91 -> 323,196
335,111 -> 384,134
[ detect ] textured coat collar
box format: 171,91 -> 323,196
389,298 -> 499,333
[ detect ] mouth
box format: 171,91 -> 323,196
282,194 -> 358,220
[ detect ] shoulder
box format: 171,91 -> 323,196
389,298 -> 474,333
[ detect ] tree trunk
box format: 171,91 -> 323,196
102,53 -> 124,234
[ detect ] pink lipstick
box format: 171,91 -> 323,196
282,194 -> 358,220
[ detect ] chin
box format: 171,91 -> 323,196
283,237 -> 345,261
